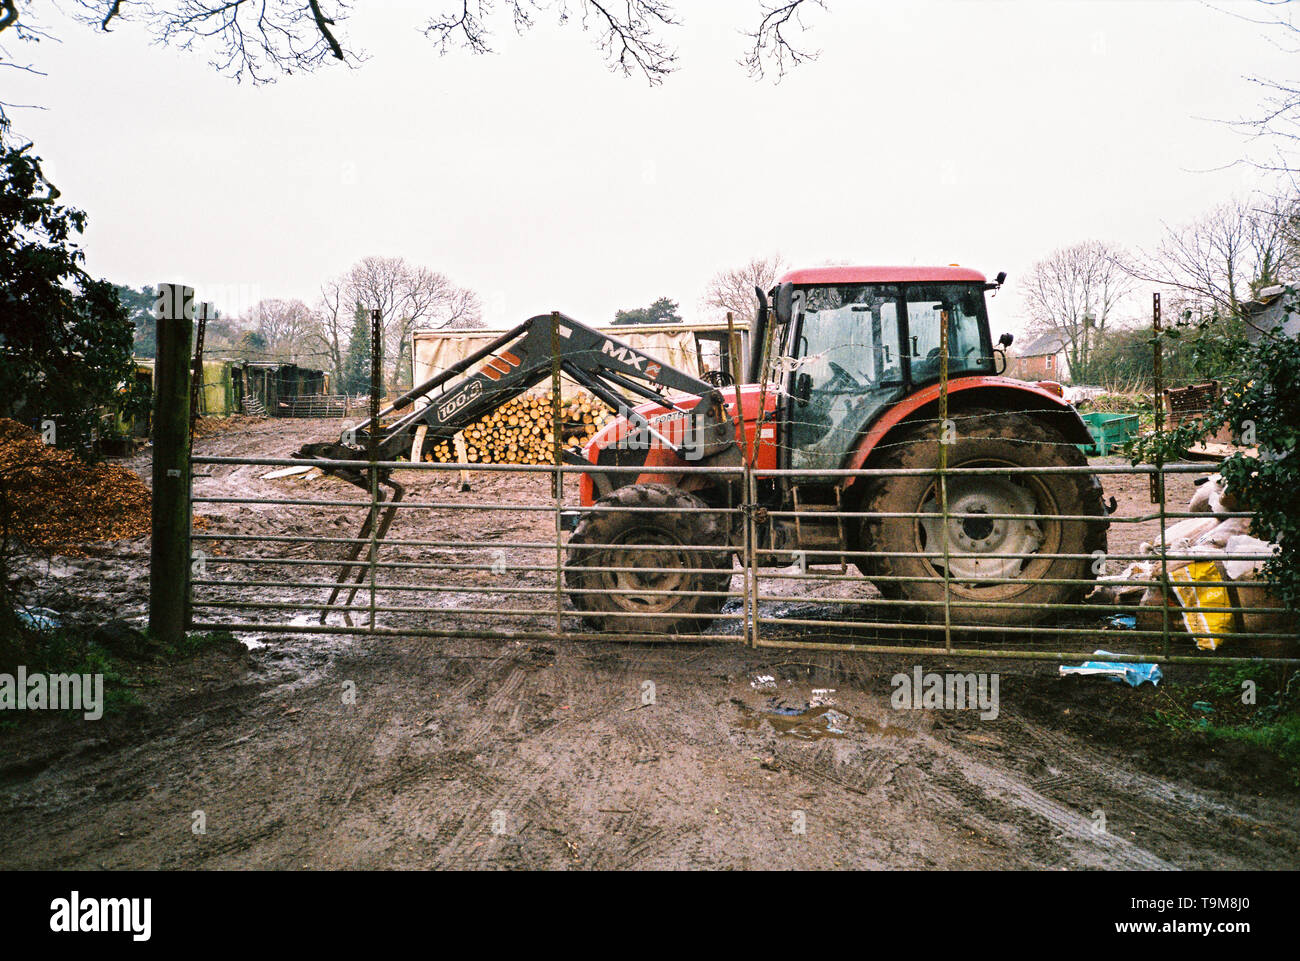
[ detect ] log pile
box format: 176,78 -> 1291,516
427,392 -> 613,465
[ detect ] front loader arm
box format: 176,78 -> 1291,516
294,312 -> 738,485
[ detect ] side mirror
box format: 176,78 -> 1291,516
774,282 -> 795,326
794,371 -> 812,406
998,332 -> 1014,348
995,271 -> 1007,286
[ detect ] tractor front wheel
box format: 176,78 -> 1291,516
859,411 -> 1108,627
564,483 -> 733,635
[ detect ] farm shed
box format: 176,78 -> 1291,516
230,362 -> 330,416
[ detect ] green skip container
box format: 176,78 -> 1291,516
1077,412 -> 1140,456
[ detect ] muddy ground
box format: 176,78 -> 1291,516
0,419 -> 1296,869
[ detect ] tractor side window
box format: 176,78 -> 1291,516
905,284 -> 994,383
788,284 -> 906,471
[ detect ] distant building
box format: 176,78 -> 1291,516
131,359 -> 331,418
230,362 -> 329,415
1006,331 -> 1071,383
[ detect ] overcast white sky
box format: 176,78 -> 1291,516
7,0 -> 1295,333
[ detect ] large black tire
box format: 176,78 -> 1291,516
859,410 -> 1108,627
565,483 -> 734,635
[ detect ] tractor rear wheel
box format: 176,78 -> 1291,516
858,410 -> 1108,627
564,483 -> 734,635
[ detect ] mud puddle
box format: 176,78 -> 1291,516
731,675 -> 911,740
733,699 -> 908,740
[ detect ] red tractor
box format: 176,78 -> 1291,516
565,266 -> 1108,632
299,265 -> 1108,636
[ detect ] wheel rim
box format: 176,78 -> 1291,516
915,462 -> 1059,595
598,526 -> 693,615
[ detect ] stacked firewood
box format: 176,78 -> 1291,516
428,392 -> 613,465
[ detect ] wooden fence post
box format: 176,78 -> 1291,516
150,283 -> 194,644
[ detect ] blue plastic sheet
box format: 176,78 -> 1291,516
1059,650 -> 1162,687
15,607 -> 61,632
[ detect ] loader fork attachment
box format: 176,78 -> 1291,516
320,478 -> 406,626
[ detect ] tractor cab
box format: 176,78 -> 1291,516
751,266 -> 1004,473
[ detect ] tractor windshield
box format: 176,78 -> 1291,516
783,281 -> 994,471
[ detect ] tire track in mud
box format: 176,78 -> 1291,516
775,742 -> 900,800
236,640 -> 521,868
983,713 -> 1287,867
594,652 -> 737,869
576,714 -> 670,870
345,643 -> 545,865
429,645 -> 642,868
0,682 -> 296,870
523,646 -> 666,869
568,655 -> 828,870
919,729 -> 1175,870
457,666 -> 529,744
558,646 -> 679,869
483,645 -> 699,871
713,669 -> 1174,869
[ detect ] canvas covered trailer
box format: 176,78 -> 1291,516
412,321 -> 749,402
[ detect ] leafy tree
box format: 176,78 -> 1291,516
613,296 -> 683,326
0,142 -> 144,451
1130,295 -> 1300,613
235,330 -> 268,360
394,337 -> 412,389
114,284 -> 157,358
339,302 -> 373,395
1084,322 -> 1236,391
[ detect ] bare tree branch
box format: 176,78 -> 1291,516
0,0 -> 19,35
34,0 -> 827,89
580,0 -> 678,82
424,0 -> 495,56
100,0 -> 125,30
69,0 -> 358,84
426,1 -> 678,83
1222,1 -> 1300,172
701,253 -> 788,321
742,0 -> 824,80
306,0 -> 343,60
1125,196 -> 1300,316
1020,241 -> 1135,377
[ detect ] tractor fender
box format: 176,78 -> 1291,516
577,393 -> 718,504
844,377 -> 1092,488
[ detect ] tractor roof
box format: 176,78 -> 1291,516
778,265 -> 987,285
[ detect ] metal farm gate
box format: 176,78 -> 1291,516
151,287 -> 1299,667
183,442 -> 1300,667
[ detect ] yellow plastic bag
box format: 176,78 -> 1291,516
1169,561 -> 1233,651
